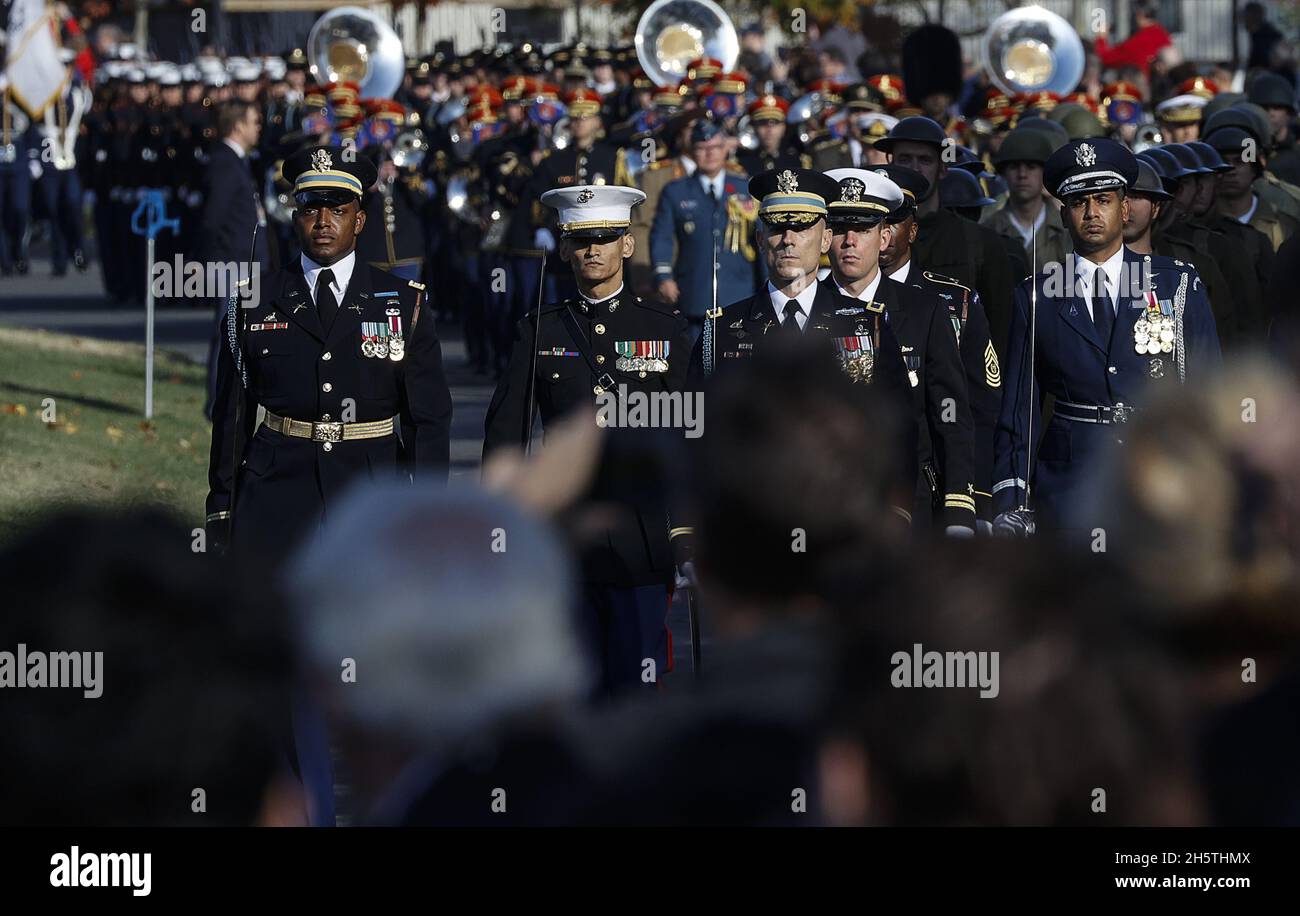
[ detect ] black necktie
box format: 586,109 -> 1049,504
317,267 -> 339,329
782,299 -> 802,334
708,181 -> 718,203
1089,266 -> 1113,344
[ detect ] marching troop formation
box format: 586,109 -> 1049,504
7,11 -> 1299,697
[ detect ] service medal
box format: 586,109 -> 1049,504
388,337 -> 405,361
362,338 -> 377,358
375,340 -> 389,359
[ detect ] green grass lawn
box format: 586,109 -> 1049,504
0,326 -> 210,540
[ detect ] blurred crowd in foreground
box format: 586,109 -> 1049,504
3,337 -> 1299,827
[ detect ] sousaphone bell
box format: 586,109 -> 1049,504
634,0 -> 739,89
982,5 -> 1086,97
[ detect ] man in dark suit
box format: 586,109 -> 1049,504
994,139 -> 1221,533
206,145 -> 453,561
823,167 -> 976,534
483,184 -> 692,697
201,100 -> 271,418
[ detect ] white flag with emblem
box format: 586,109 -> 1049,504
5,0 -> 66,117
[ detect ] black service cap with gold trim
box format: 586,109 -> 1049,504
282,145 -> 378,204
748,167 -> 840,228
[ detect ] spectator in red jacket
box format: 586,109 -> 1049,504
1093,1 -> 1173,77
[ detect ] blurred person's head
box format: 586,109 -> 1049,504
217,98 -> 261,151
0,509 -> 295,826
288,484 -> 588,818
1243,2 -> 1266,32
691,117 -> 729,177
1134,1 -> 1160,28
1085,358 -> 1300,698
822,541 -> 1204,826
691,339 -> 907,634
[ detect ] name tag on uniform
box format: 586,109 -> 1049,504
249,322 -> 289,331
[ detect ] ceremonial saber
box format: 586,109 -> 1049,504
1024,220 -> 1037,513
686,584 -> 702,678
523,253 -> 547,455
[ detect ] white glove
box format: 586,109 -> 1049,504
533,228 -> 556,252
674,560 -> 697,591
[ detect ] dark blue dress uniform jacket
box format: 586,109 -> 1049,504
483,292 -> 693,587
993,247 -> 1222,527
687,280 -> 919,499
206,262 -> 453,557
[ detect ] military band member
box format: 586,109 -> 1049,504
809,84 -> 890,171
206,146 -> 452,559
876,163 -> 1001,526
993,139 -> 1222,533
875,116 -> 1017,360
529,87 -> 633,298
0,80 -> 34,276
823,168 -> 976,534
735,94 -> 808,175
483,185 -> 691,696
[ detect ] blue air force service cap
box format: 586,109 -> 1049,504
540,184 -> 646,238
282,146 -> 378,205
1043,138 -> 1139,200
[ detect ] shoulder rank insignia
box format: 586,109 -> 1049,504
863,300 -> 885,314
923,270 -> 970,291
408,280 -> 426,290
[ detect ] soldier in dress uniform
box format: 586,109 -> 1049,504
629,102 -> 699,298
482,185 -> 691,696
1163,142 -> 1271,340
206,146 -> 452,561
528,87 -> 633,302
35,49 -> 90,276
993,139 -> 1222,534
1129,154 -> 1239,355
875,116 -> 1017,361
355,101 -> 432,281
809,84 -> 888,171
876,163 -> 1001,528
689,167 -> 914,483
823,167 -> 976,534
0,78 -> 35,276
735,93 -> 808,176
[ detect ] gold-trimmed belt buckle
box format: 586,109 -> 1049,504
311,421 -> 344,442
